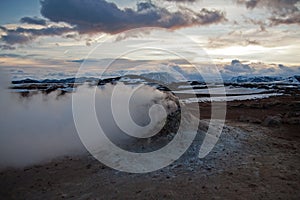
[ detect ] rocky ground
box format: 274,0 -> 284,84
0,95 -> 299,200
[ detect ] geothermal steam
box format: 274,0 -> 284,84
0,77 -> 175,169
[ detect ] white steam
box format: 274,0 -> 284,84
0,74 -> 174,169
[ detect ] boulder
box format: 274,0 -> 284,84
262,115 -> 282,127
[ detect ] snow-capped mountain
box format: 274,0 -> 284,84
139,72 -> 178,84
228,75 -> 300,84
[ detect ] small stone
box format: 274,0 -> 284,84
86,164 -> 92,169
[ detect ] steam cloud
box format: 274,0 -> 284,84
0,73 -> 175,169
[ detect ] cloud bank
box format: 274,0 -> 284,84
237,0 -> 300,25
1,26 -> 75,45
40,0 -> 226,34
0,0 -> 226,46
236,0 -> 300,11
220,59 -> 300,77
20,17 -> 47,26
165,0 -> 197,2
224,60 -> 254,73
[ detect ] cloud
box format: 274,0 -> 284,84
165,0 -> 197,2
0,26 -> 7,31
236,0 -> 300,26
262,64 -> 300,76
243,17 -> 267,31
12,26 -> 74,36
0,44 -> 15,50
207,29 -> 263,49
208,37 -> 261,48
40,0 -> 226,34
243,0 -> 258,9
1,26 -> 75,45
1,32 -> 33,45
0,0 -> 226,46
236,0 -> 300,11
278,64 -> 298,74
220,60 -> 300,78
114,28 -> 153,41
0,53 -> 23,58
20,17 -> 47,26
270,13 -> 300,25
224,60 -> 254,73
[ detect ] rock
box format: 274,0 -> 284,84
238,115 -> 262,124
98,77 -> 121,85
250,103 -> 264,109
284,117 -> 300,125
262,115 -> 282,127
289,101 -> 300,110
284,111 -> 300,118
264,101 -> 281,108
294,75 -> 300,82
86,164 -> 92,169
282,111 -> 300,124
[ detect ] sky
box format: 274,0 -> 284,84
0,0 -> 299,79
